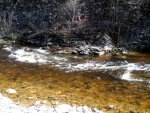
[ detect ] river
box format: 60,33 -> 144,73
0,44 -> 150,112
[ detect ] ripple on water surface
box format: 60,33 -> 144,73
2,45 -> 150,82
0,45 -> 150,112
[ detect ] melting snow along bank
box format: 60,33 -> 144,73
0,93 -> 103,113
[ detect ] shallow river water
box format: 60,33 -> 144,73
0,44 -> 150,112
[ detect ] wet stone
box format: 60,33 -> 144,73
28,97 -> 34,100
6,88 -> 17,94
51,100 -> 59,105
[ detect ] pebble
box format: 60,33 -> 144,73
34,101 -> 41,106
109,105 -> 114,109
77,106 -> 83,112
51,100 -> 59,105
41,100 -> 47,104
0,93 -> 104,113
55,104 -> 72,113
28,97 -> 34,100
6,88 -> 17,94
97,77 -> 101,80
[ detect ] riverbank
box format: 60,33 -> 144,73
1,30 -> 129,57
1,0 -> 150,53
0,93 -> 103,113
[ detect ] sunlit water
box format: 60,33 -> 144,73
0,44 -> 150,112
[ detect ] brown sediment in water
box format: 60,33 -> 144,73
114,51 -> 150,63
0,46 -> 150,112
0,61 -> 150,113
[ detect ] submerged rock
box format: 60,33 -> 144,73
72,45 -> 105,56
0,93 -> 104,113
6,88 -> 17,94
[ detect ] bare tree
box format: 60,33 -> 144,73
0,11 -> 14,36
56,0 -> 87,31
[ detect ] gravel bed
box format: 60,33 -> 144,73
0,94 -> 103,113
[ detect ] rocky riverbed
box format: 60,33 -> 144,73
0,0 -> 150,112
0,93 -> 103,113
0,44 -> 150,113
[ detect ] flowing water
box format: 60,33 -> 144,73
0,44 -> 150,112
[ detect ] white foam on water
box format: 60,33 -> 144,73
3,46 -> 67,64
3,45 -> 150,83
121,70 -> 143,82
60,61 -> 127,72
52,56 -> 68,61
59,61 -> 150,82
121,63 -> 149,82
2,45 -> 13,52
9,48 -> 49,64
33,48 -> 49,55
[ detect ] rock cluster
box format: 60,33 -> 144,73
15,30 -> 128,56
0,93 -> 103,113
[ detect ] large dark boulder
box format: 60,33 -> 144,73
15,31 -> 66,47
